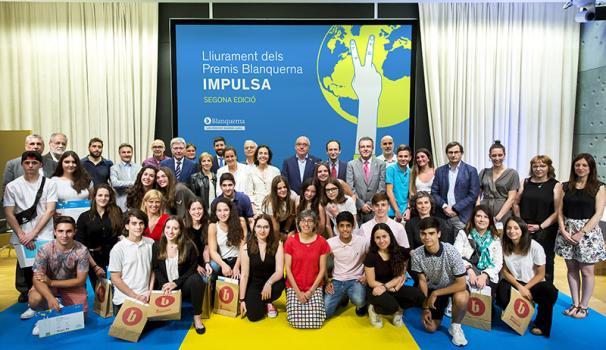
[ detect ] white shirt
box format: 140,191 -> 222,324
297,155 -> 308,182
52,177 -> 90,221
377,154 -> 396,167
3,175 -> 58,242
326,195 -> 357,233
415,176 -> 434,193
359,217 -> 409,250
244,165 -> 281,213
108,236 -> 154,305
216,224 -> 239,259
504,240 -> 546,283
453,229 -> 503,283
327,234 -> 366,281
216,163 -> 249,196
166,255 -> 180,282
447,162 -> 460,206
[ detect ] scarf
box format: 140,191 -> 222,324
470,229 -> 495,271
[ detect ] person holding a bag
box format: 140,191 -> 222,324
284,210 -> 330,329
76,183 -> 123,288
239,214 -> 285,321
498,216 -> 558,337
454,205 -> 503,296
152,216 -> 207,334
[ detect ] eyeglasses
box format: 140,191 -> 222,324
325,187 -> 338,193
300,218 -> 315,224
296,143 -> 309,147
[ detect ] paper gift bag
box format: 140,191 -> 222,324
37,304 -> 85,338
201,282 -> 211,319
213,276 -> 239,317
93,278 -> 113,318
462,286 -> 492,331
148,290 -> 182,321
501,287 -> 536,335
109,299 -> 149,342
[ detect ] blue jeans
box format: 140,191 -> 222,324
324,279 -> 366,318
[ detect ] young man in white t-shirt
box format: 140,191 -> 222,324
109,209 -> 154,313
3,151 -> 57,304
325,211 -> 367,318
360,193 -> 409,250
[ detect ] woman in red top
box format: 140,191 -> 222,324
141,189 -> 169,241
284,209 -> 330,329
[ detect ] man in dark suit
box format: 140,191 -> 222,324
42,132 -> 67,176
160,137 -> 198,186
2,134 -> 54,193
325,140 -> 347,181
281,136 -> 321,194
346,137 -> 386,223
431,141 -> 480,231
210,136 -> 226,173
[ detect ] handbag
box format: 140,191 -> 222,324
15,177 -> 46,225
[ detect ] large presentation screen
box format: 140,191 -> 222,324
171,20 -> 415,165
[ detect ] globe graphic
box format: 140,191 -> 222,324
317,25 -> 412,127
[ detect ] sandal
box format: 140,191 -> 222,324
572,307 -> 589,319
563,305 -> 578,316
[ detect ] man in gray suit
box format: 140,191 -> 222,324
3,134 -> 54,193
110,143 -> 142,211
346,136 -> 386,224
42,132 -> 68,176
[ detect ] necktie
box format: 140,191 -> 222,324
331,163 -> 337,179
363,160 -> 370,183
176,160 -> 182,180
219,157 -> 224,167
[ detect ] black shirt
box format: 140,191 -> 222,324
75,210 -> 120,266
364,247 -> 410,284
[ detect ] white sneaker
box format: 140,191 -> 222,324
392,310 -> 404,328
20,307 -> 36,320
368,305 -> 383,328
32,321 -> 40,336
445,298 -> 452,318
449,323 -> 468,346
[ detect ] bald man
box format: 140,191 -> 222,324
281,136 -> 321,194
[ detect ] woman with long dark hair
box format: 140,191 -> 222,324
239,214 -> 286,321
245,145 -> 281,214
126,166 -> 156,210
76,183 -> 123,287
514,155 -> 561,283
156,166 -> 196,218
207,197 -> 247,278
555,153 -> 606,318
262,176 -> 298,236
52,151 -> 92,220
322,177 -> 357,236
453,205 -> 503,293
498,217 -> 558,337
296,178 -> 326,236
364,223 -> 424,328
183,198 -> 212,278
152,216 -> 207,334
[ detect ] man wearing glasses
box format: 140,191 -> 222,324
281,136 -> 321,195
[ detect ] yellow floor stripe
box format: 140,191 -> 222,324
180,298 -> 420,350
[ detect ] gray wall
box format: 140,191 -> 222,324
155,2 -> 431,155
574,21 -> 606,184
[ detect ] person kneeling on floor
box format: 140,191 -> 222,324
411,217 -> 470,347
22,216 -> 90,336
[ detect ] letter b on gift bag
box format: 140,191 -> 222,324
109,299 -> 148,342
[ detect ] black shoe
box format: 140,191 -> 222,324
355,305 -> 368,317
18,293 -> 28,303
195,323 -> 206,335
339,297 -> 349,308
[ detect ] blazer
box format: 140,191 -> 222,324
42,153 -> 59,176
325,159 -> 348,181
211,155 -> 224,173
152,240 -> 198,289
281,154 -> 321,195
2,156 -> 55,192
160,157 -> 199,186
346,156 -> 386,211
431,161 -> 480,224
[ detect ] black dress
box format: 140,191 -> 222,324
244,246 -> 285,321
519,177 -> 558,283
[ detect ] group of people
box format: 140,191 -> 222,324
2,132 -> 604,346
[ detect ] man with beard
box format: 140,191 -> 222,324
211,136 -> 226,173
43,133 -> 67,175
81,137 -> 114,186
377,135 -> 396,167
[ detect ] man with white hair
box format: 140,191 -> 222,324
142,139 -> 168,169
43,132 -> 67,175
377,135 -> 396,167
160,137 -> 198,185
3,134 -> 54,193
281,136 -> 321,194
